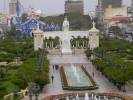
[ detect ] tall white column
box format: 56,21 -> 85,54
78,41 -> 79,48
52,41 -> 54,48
83,41 -> 85,48
46,42 -> 47,48
76,41 -> 78,48
50,41 -> 52,48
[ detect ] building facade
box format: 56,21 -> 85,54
65,0 -> 84,14
9,0 -> 21,16
104,5 -> 128,20
33,18 -> 100,51
96,0 -> 122,23
15,8 -> 60,36
100,0 -> 122,11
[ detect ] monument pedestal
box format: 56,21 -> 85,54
62,49 -> 72,54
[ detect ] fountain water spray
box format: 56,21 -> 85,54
66,96 -> 69,100
84,93 -> 89,100
91,94 -> 94,98
76,94 -> 80,100
104,96 -> 106,100
98,96 -> 101,100
94,95 -> 97,100
71,64 -> 80,83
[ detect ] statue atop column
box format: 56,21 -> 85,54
62,17 -> 69,31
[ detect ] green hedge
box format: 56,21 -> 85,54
86,37 -> 133,89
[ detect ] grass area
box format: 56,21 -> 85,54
0,37 -> 50,99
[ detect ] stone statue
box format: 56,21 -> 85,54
62,17 -> 69,31
92,21 -> 96,29
61,17 -> 72,54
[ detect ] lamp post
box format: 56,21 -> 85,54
29,92 -> 32,100
28,83 -> 40,100
121,65 -> 127,92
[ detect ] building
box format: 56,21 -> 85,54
65,0 -> 84,14
0,13 -> 8,25
100,0 -> 122,11
16,9 -> 60,36
9,0 -> 21,16
0,13 -> 11,34
104,5 -> 128,20
96,0 -> 122,23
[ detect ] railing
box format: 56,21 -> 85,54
4,88 -> 28,100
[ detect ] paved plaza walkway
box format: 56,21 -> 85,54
23,49 -> 133,100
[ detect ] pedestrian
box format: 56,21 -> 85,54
53,65 -> 55,72
92,72 -> 94,77
51,74 -> 54,84
55,64 -> 59,70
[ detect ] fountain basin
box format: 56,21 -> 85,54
43,93 -> 129,100
60,65 -> 98,90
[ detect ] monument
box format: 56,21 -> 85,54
88,21 -> 100,50
33,23 -> 44,51
33,17 -> 100,52
61,17 -> 72,54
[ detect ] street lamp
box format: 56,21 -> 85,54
29,92 -> 32,100
122,66 -> 127,92
28,83 -> 40,100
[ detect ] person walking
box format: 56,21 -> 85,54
51,74 -> 54,85
92,71 -> 95,77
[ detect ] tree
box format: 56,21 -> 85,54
109,26 -> 122,36
21,13 -> 28,22
40,13 -> 92,30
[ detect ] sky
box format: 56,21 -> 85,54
0,0 -> 131,15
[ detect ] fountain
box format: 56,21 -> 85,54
53,92 -> 124,100
71,64 -> 80,83
66,96 -> 69,100
98,96 -> 100,100
94,95 -> 97,100
84,93 -> 89,100
63,93 -> 122,100
61,17 -> 72,54
76,94 -> 80,100
92,94 -> 94,98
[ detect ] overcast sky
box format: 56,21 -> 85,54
0,0 -> 131,15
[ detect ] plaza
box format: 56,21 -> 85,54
22,49 -> 133,100
1,0 -> 133,100
20,13 -> 133,100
